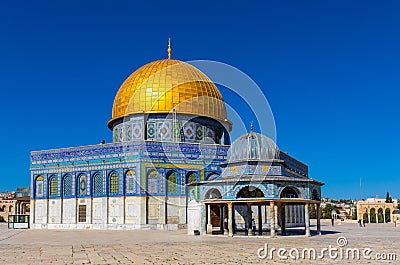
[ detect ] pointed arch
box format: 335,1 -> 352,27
49,176 -> 57,197
280,186 -> 299,198
92,172 -> 103,196
35,175 -> 44,198
77,173 -> 87,196
125,169 -> 136,194
186,171 -> 197,185
236,186 -> 264,198
108,172 -> 119,195
62,174 -> 72,197
166,170 -> 178,194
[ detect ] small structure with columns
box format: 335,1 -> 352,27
0,196 -> 30,222
357,197 -> 398,224
187,131 -> 324,237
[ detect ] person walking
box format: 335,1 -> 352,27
331,216 -> 334,226
251,218 -> 256,236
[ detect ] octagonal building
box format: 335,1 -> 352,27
30,47 -> 323,236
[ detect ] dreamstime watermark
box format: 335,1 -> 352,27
257,236 -> 396,261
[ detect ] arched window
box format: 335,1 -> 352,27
93,173 -> 103,196
236,186 -> 264,198
206,173 -> 220,181
63,175 -> 72,197
125,170 -> 136,194
77,174 -> 87,196
280,187 -> 299,198
146,170 -> 158,194
109,172 -> 118,194
9,205 -> 13,213
49,176 -> 57,196
35,176 -> 44,197
167,171 -> 178,194
186,172 -> 197,185
205,188 -> 222,199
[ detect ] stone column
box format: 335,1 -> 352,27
207,204 -> 213,234
228,202 -> 233,237
281,204 -> 286,236
219,205 -> 223,233
376,212 -> 378,224
316,203 -> 321,235
269,201 -> 276,238
305,203 -> 311,237
258,204 -> 262,235
247,203 -> 253,236
383,209 -> 386,223
224,204 -> 228,235
368,213 -> 370,223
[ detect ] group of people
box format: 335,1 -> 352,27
358,219 -> 366,227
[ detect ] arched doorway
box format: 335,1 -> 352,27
185,171 -> 197,224
363,212 -> 369,223
385,208 -> 391,223
205,188 -> 222,199
377,208 -> 384,223
166,170 -> 179,225
204,188 -> 223,228
370,208 -> 376,223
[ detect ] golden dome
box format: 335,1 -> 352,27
109,59 -> 228,128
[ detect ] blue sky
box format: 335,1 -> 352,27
0,1 -> 399,199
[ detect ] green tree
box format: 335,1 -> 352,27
322,204 -> 339,219
386,192 -> 390,203
309,204 -> 316,219
352,206 -> 357,220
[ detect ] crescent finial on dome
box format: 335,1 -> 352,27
168,38 -> 172,59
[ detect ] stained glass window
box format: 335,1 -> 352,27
146,170 -> 158,194
63,175 -> 72,196
49,176 -> 57,196
93,173 -> 103,196
167,171 -> 178,194
125,170 -> 136,193
109,173 -> 118,194
35,176 -> 44,197
186,172 -> 197,184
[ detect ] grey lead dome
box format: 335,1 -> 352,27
227,131 -> 279,162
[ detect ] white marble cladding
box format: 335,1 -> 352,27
30,196 -> 188,230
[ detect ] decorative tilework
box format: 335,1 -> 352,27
183,121 -> 195,141
157,120 -> 172,141
147,122 -> 156,139
132,121 -> 142,139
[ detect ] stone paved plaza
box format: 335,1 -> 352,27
0,221 -> 398,264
